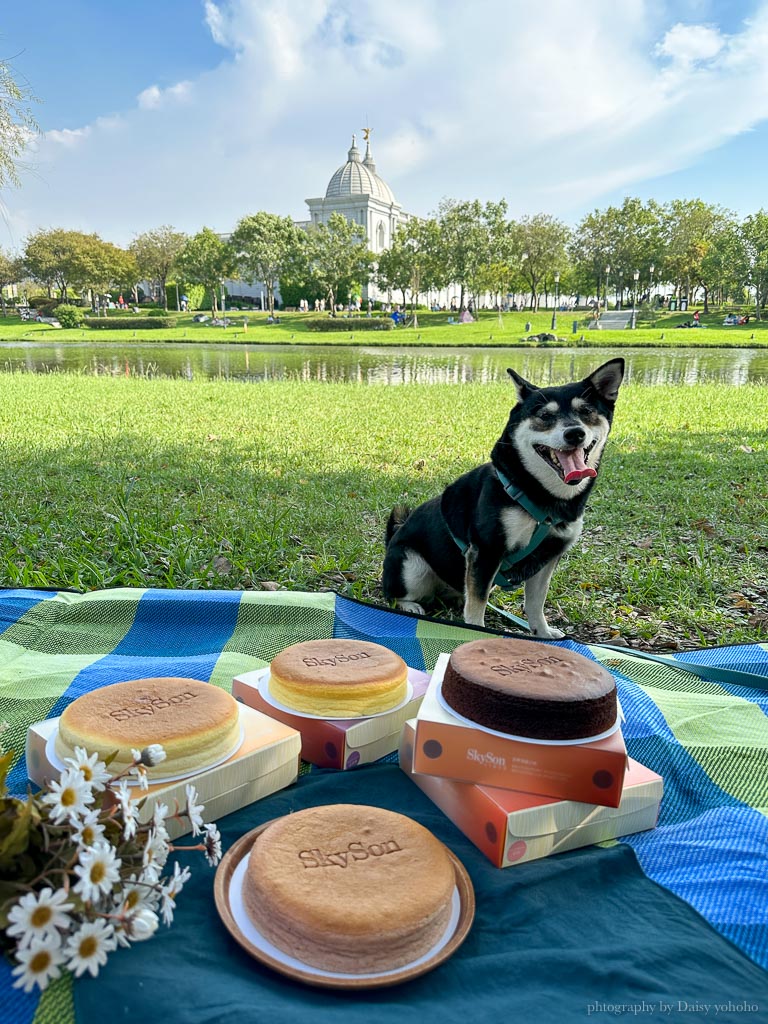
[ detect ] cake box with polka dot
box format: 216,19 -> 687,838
410,650 -> 628,807
400,721 -> 662,867
232,639 -> 431,769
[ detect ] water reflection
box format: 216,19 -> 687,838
1,342 -> 767,385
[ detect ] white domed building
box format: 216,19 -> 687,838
224,132 -> 410,307
304,133 -> 408,260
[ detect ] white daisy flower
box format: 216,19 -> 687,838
185,783 -> 204,836
64,919 -> 117,978
142,828 -> 169,875
65,747 -> 111,791
131,764 -> 149,792
11,935 -> 65,993
6,888 -> 74,949
72,808 -> 106,850
202,823 -> 223,867
41,767 -> 94,824
113,921 -> 132,949
118,874 -> 159,914
139,860 -> 162,886
114,778 -> 138,840
73,840 -> 122,903
159,862 -> 191,926
152,801 -> 170,843
131,747 -> 143,764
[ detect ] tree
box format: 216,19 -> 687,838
300,212 -> 373,315
739,211 -> 768,321
513,214 -> 570,311
699,217 -> 743,310
175,228 -> 235,318
0,247 -> 23,316
376,219 -> 442,318
129,226 -> 187,310
80,240 -> 139,312
471,202 -> 519,313
229,212 -> 301,317
435,199 -> 487,310
23,229 -> 121,303
110,247 -> 141,303
660,199 -> 727,308
570,199 -> 663,311
0,57 -> 38,190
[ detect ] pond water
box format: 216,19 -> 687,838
1,341 -> 767,385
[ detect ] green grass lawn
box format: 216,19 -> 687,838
0,374 -> 765,651
1,308 -> 767,348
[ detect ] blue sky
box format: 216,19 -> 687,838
3,0 -> 768,249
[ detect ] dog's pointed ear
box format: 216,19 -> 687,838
507,368 -> 538,404
584,359 -> 624,403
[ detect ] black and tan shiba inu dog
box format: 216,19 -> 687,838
382,358 -> 624,636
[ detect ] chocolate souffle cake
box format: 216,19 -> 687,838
441,638 -> 617,740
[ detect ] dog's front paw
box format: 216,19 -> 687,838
398,601 -> 425,616
531,625 -> 565,639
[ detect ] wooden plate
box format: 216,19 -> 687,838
214,817 -> 475,989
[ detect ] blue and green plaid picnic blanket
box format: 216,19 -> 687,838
1,587 -> 767,1023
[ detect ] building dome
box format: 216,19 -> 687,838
325,134 -> 396,204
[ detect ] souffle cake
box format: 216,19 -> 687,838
242,803 -> 456,973
55,676 -> 241,777
268,639 -> 408,717
441,637 -> 617,740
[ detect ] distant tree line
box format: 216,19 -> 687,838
3,196 -> 768,319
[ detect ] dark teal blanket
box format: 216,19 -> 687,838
1,588 -> 766,1023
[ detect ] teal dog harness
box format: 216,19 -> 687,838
444,466 -> 568,591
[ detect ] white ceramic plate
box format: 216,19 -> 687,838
214,819 -> 475,989
46,721 -> 246,785
256,667 -> 414,721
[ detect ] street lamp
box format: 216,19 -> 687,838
604,265 -> 610,319
631,269 -> 639,329
649,263 -> 655,325
551,272 -> 560,331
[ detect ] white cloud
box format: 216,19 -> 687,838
7,0 -> 768,249
656,22 -> 725,64
43,126 -> 92,148
138,81 -> 192,110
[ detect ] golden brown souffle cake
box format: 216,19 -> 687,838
55,677 -> 240,777
441,637 -> 617,740
268,639 -> 408,717
242,803 -> 456,974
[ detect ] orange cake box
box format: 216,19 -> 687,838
412,654 -> 628,807
26,704 -> 302,840
232,665 -> 431,769
401,721 -> 662,867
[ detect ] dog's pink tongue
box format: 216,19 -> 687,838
556,448 -> 597,484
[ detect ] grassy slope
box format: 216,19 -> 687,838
1,309 -> 768,348
0,375 -> 765,650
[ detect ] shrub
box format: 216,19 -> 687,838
305,317 -> 394,332
26,296 -> 58,316
53,304 -> 86,328
85,316 -> 178,330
